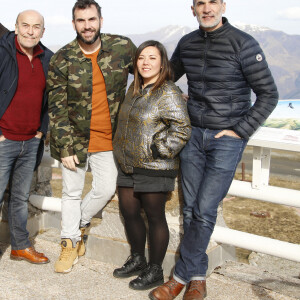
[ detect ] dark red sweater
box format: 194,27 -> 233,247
0,37 -> 45,141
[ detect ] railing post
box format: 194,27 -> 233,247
252,146 -> 271,189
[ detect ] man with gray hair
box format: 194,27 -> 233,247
150,0 -> 278,299
0,10 -> 52,264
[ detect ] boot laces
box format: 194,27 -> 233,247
122,254 -> 134,268
124,254 -> 133,263
123,254 -> 142,269
27,247 -> 44,257
59,246 -> 74,261
165,278 -> 180,289
188,280 -> 205,292
137,264 -> 151,279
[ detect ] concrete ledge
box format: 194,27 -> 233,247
0,211 -> 61,244
0,201 -> 235,277
85,200 -> 236,277
85,233 -> 235,277
0,213 -> 45,244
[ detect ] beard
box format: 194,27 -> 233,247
76,29 -> 100,45
197,13 -> 223,30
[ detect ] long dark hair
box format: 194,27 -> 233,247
133,40 -> 173,96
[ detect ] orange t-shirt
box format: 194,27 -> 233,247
84,49 -> 113,152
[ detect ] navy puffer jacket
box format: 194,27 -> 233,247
171,18 -> 278,139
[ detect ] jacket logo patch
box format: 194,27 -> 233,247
256,54 -> 263,62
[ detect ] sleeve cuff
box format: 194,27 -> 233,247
60,148 -> 74,158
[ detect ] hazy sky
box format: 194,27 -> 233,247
2,0 -> 300,46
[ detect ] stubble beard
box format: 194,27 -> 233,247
76,29 -> 101,45
197,13 -> 222,30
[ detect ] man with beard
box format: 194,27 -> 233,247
150,0 -> 278,299
47,0 -> 136,273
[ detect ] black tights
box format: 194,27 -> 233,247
118,187 -> 169,266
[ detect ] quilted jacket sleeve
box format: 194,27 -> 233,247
232,37 -> 279,139
170,41 -> 186,82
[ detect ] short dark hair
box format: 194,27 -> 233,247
193,0 -> 223,5
133,40 -> 173,96
72,0 -> 102,20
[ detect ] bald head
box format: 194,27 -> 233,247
15,10 -> 45,56
16,10 -> 44,29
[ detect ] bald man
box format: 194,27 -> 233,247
0,10 -> 53,264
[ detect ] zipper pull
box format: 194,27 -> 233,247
204,32 -> 207,38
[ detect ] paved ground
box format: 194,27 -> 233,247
0,228 -> 299,300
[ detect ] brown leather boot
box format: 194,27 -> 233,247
10,247 -> 49,264
149,277 -> 185,300
183,280 -> 207,300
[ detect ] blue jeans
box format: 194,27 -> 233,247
174,127 -> 247,283
0,137 -> 40,250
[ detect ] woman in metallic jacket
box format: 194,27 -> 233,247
113,40 -> 191,291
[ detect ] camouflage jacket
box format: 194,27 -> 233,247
47,34 -> 136,166
113,81 -> 191,176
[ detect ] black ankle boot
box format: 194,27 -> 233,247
113,253 -> 147,278
129,263 -> 164,290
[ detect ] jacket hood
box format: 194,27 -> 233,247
0,31 -> 16,52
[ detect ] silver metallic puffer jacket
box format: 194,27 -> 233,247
113,80 -> 191,174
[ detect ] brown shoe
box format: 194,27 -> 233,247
183,280 -> 207,300
149,277 -> 185,300
10,247 -> 49,264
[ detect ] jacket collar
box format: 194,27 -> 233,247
140,81 -> 169,96
71,33 -> 110,63
142,83 -> 155,93
198,17 -> 230,38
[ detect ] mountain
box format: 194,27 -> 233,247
242,27 -> 300,99
128,25 -> 191,46
127,24 -> 300,99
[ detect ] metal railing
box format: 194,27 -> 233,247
218,127 -> 300,262
31,127 -> 300,262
